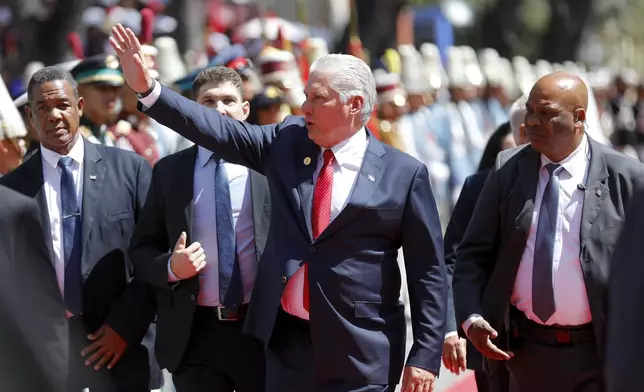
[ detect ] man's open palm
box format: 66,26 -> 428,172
108,24 -> 153,93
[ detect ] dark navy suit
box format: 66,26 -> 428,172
0,139 -> 161,392
139,85 -> 448,390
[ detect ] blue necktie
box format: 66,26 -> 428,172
214,158 -> 243,308
532,163 -> 562,323
58,157 -> 83,315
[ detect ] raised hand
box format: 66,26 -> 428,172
108,24 -> 153,93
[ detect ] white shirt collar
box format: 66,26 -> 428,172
540,133 -> 589,178
41,136 -> 85,169
320,128 -> 368,168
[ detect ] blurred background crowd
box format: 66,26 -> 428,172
0,0 -> 641,218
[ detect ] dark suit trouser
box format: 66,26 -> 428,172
475,368 -> 510,392
266,309 -> 389,392
67,317 -> 150,392
505,339 -> 601,392
172,306 -> 265,392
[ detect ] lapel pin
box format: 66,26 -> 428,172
596,189 -> 602,197
303,157 -> 311,166
368,174 -> 375,182
89,175 -> 97,180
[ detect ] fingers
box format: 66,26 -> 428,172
108,37 -> 122,55
185,241 -> 202,253
482,322 -> 498,339
107,352 -> 122,370
111,25 -> 128,50
85,346 -> 107,366
483,340 -> 512,360
189,247 -> 205,262
126,27 -> 142,52
93,351 -> 113,370
457,346 -> 467,372
81,340 -> 102,357
174,231 -> 187,250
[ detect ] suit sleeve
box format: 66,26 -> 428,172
401,163 -> 448,375
13,200 -> 69,392
105,158 -> 157,346
453,168 -> 500,331
129,161 -> 173,289
605,184 -> 644,392
140,84 -> 278,174
443,175 -> 476,335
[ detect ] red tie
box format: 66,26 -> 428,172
304,149 -> 334,311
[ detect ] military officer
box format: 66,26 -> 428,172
70,54 -> 124,147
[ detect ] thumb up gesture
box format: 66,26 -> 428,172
170,232 -> 207,280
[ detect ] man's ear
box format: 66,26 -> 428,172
350,96 -> 364,116
77,96 -> 84,118
241,100 -> 250,120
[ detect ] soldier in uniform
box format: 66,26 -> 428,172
372,68 -> 408,152
247,86 -> 287,125
70,54 -> 124,147
0,76 -> 28,175
255,45 -> 305,119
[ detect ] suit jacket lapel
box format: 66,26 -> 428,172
81,140 -> 106,267
580,138 -> 608,243
295,137 -> 320,240
18,152 -> 55,263
178,146 -> 197,243
249,169 -> 270,258
316,135 -> 386,242
515,148 -> 541,232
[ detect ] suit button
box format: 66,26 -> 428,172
190,294 -> 196,301
281,276 -> 287,284
310,246 -> 316,253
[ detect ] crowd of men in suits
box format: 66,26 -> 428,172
4,6 -> 644,392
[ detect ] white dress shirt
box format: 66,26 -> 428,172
168,146 -> 257,307
463,135 -> 592,334
281,129 -> 368,320
41,138 -> 85,300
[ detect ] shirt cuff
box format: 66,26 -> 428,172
462,314 -> 483,337
444,331 -> 458,340
139,80 -> 162,108
167,257 -> 179,282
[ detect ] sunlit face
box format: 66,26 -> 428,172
301,72 -> 362,148
79,83 -> 122,123
257,103 -> 282,125
196,81 -> 249,121
525,89 -> 583,160
26,80 -> 83,154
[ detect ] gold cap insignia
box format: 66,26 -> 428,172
105,55 -> 120,69
265,86 -> 281,99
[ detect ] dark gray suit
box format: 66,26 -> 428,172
604,184 -> 644,392
453,137 -> 644,392
0,139 -> 161,392
0,185 -> 69,392
128,145 -> 270,390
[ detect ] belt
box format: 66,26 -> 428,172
196,304 -> 249,321
512,310 -> 594,347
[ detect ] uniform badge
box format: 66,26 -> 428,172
105,55 -> 120,69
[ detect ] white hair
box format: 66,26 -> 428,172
309,54 -> 376,125
509,94 -> 528,144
